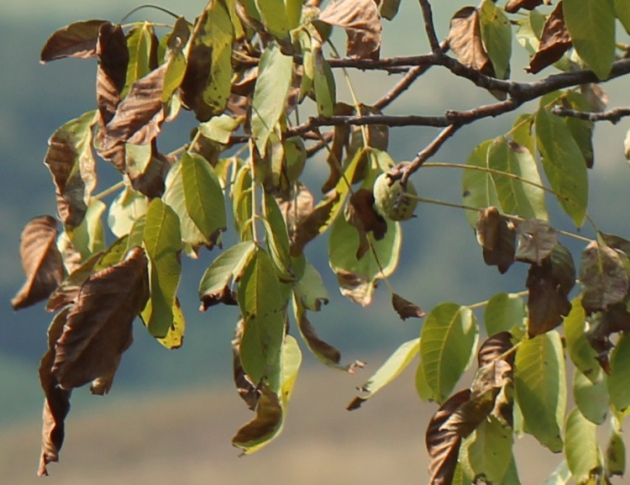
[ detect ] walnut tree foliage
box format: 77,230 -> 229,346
12,0 -> 630,482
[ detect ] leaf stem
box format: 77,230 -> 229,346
120,4 -> 179,23
93,180 -> 126,200
468,290 -> 529,310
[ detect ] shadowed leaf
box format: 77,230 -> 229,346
479,0 -> 512,80
13,216 -> 64,310
506,0 -> 543,13
41,20 -> 109,63
447,7 -> 493,75
565,298 -> 602,382
564,407 -> 601,483
46,251 -> 103,312
606,415 -> 626,476
608,332 -> 630,411
573,369 -> 608,425
96,23 -> 128,125
515,218 -> 557,264
292,259 -> 329,311
52,247 -> 149,391
232,320 -> 260,410
426,389 -> 472,485
527,3 -> 572,74
462,140 -> 498,226
290,190 -> 340,256
478,332 -> 513,368
232,385 -> 282,450
392,293 -> 425,320
580,241 -> 629,314
587,303 -> 630,373
476,207 -> 516,274
318,0 -> 382,59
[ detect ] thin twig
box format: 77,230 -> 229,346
417,0 -> 442,54
551,106 -> 630,124
402,125 -> 460,183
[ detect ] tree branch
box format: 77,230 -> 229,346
551,105 -> 630,124
417,0 -> 442,55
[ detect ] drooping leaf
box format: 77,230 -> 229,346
38,308 -> 72,476
573,369 -> 608,425
479,0 -> 512,80
484,292 -> 526,336
251,42 -> 293,156
580,241 -> 629,314
564,0 -> 616,80
475,207 -> 516,274
348,338 -> 420,410
262,191 -> 293,280
514,331 -> 566,452
46,251 -> 103,313
142,199 -> 182,338
527,3 -> 572,74
542,460 -> 571,485
420,303 -> 479,403
447,7 -> 493,75
95,23 -> 128,126
292,258 -> 329,311
180,0 -> 233,121
238,249 -> 288,388
478,332 -> 514,368
124,21 -> 157,96
565,298 -> 603,382
12,216 -> 64,310
563,91 -> 595,168
161,17 -> 191,103
199,241 -> 256,309
516,10 -> 546,56
318,0 -> 382,59
462,140 -> 499,226
256,0 -> 290,39
52,247 -> 149,391
313,45 -> 336,117
41,20 -> 109,63
426,389 -> 472,485
392,293 -> 425,320
515,218 -> 557,264
328,212 -> 401,306
156,297 -> 185,349
66,198 -> 107,260
459,416 -> 513,485
606,414 -> 626,476
608,332 -> 630,411
564,407 -> 601,484
506,0 -> 543,13
232,384 -> 283,451
536,103 -> 588,227
487,137 -> 547,220
345,188 -> 388,259
44,111 -> 98,228
587,303 -> 630,373
108,186 -> 148,238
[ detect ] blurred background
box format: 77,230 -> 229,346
2,1 -> 630,483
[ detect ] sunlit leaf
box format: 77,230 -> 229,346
606,414 -> 626,476
124,22 -> 157,93
573,369 -> 608,425
514,331 -> 566,452
108,186 -> 148,238
462,140 -> 498,226
580,241 -> 629,314
67,198 -> 107,260
12,216 -> 64,310
95,23 -> 128,126
198,114 -> 239,144
564,407 -> 601,484
420,303 -> 478,403
564,0 -> 615,80
542,460 -> 571,485
460,416 -> 513,485
161,17 -> 191,103
292,259 -> 329,311
484,292 -> 526,336
608,332 -> 630,411
262,191 -> 293,280
313,46 -> 336,117
506,0 -> 543,13
565,298 -> 602,382
479,0 -> 512,80
536,103 -> 588,227
527,3 -> 572,74
348,338 -> 419,410
41,20 -> 109,62
448,7 -> 493,75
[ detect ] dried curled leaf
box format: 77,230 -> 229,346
447,7 -> 493,75
476,207 -> 516,274
345,188 -> 387,259
52,247 -> 149,391
318,0 -> 382,59
392,293 -> 426,320
515,218 -> 557,264
580,241 -> 629,314
232,385 -> 283,450
12,216 -> 64,310
96,23 -> 128,126
527,2 -> 572,74
41,20 -> 109,63
505,0 -> 544,13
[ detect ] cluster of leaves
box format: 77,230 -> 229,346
11,0 -> 630,482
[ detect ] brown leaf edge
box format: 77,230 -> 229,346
392,292 -> 426,320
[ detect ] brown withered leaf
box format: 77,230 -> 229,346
100,63 -> 167,152
345,189 -> 387,259
426,389 -> 472,485
505,0 -> 544,13
46,251 -> 103,312
323,103 -> 355,192
392,293 -> 425,320
232,320 -> 260,410
515,218 -> 557,264
318,0 -> 382,59
232,385 -> 282,449
41,20 -> 109,63
278,183 -> 315,239
38,308 -> 72,476
476,207 -> 516,274
526,259 -> 572,337
587,304 -> 630,372
12,216 -> 64,310
290,190 -> 340,257
447,7 -> 493,76
477,331 -> 514,368
580,83 -> 608,113
52,247 -> 149,392
96,23 -> 128,126
126,142 -> 171,198
580,241 -> 629,314
336,269 -> 373,306
527,2 -> 572,74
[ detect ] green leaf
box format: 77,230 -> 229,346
565,298 -> 603,382
617,0 -> 630,34
542,460 -> 571,485
515,10 -> 545,55
328,212 -> 401,306
347,338 -> 419,410
564,91 -> 595,168
292,259 -> 329,311
313,47 -> 336,117
564,407 -> 601,484
199,241 -> 256,309
564,0 -> 616,80
142,198 -> 182,338
606,414 -> 626,476
124,22 -> 155,93
182,152 -> 227,244
256,0 -> 290,39
487,136 -> 547,220
420,303 -> 479,403
198,114 -> 239,144
514,331 -> 566,452
161,17 -> 191,103
502,456 -> 523,485
232,164 -> 254,240
262,191 -> 293,280
484,292 -> 526,336
462,140 -> 499,226
608,332 -> 630,411
479,0 -> 512,80
573,369 -> 608,425
67,198 -> 106,260
251,42 -> 293,156
460,416 -> 513,485
108,186 -> 148,238
238,249 -> 288,389
535,104 -> 588,227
